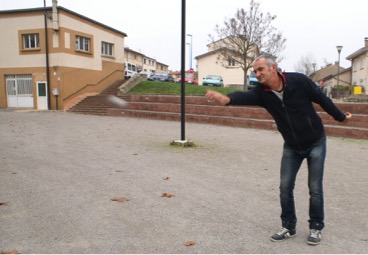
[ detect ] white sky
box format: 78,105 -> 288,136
1,0 -> 367,72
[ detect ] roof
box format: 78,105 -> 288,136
156,62 -> 168,67
309,63 -> 351,82
346,46 -> 368,60
125,47 -> 145,56
195,47 -> 233,60
0,6 -> 127,37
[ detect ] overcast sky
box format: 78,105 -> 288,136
1,0 -> 367,72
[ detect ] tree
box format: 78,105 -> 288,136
209,0 -> 286,90
294,53 -> 317,76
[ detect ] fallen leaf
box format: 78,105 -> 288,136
184,241 -> 196,246
0,250 -> 18,254
115,170 -> 124,173
111,197 -> 130,202
161,193 -> 176,198
163,177 -> 170,180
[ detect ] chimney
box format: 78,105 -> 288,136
52,0 -> 59,31
365,37 -> 368,47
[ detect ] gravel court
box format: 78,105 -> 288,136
0,109 -> 367,254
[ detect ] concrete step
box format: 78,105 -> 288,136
70,93 -> 368,140
119,108 -> 368,140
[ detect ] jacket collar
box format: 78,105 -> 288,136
263,72 -> 286,92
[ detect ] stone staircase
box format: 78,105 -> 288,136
114,95 -> 368,140
69,90 -> 368,140
68,79 -> 126,115
68,75 -> 146,115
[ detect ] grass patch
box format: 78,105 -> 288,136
127,80 -> 242,96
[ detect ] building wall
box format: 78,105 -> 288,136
124,50 -> 144,69
156,63 -> 168,73
197,53 -> 244,87
0,7 -> 125,110
142,56 -> 156,74
351,53 -> 368,94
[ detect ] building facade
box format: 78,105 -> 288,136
0,2 -> 126,110
195,38 -> 256,87
346,38 -> 368,95
124,47 -> 168,75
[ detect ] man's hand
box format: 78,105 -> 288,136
344,112 -> 352,121
205,90 -> 231,106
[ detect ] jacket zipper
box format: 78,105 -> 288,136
280,96 -> 302,150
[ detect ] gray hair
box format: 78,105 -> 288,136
254,54 -> 278,68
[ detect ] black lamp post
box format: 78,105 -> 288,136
180,0 -> 186,141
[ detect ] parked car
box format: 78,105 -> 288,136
148,73 -> 175,82
176,71 -> 198,85
202,75 -> 224,87
247,71 -> 260,89
138,71 -> 154,79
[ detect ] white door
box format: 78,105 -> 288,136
6,75 -> 34,108
37,82 -> 48,110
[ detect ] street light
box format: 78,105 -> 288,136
186,42 -> 191,70
336,45 -> 343,86
187,34 -> 192,69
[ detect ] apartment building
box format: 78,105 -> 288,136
0,1 -> 126,110
124,47 -> 168,75
346,38 -> 368,95
196,46 -> 243,87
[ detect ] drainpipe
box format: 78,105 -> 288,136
44,0 -> 51,109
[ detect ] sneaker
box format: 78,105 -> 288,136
270,227 -> 296,242
307,229 -> 321,245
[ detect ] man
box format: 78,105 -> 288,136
206,55 -> 352,245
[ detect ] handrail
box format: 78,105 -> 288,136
63,69 -> 124,102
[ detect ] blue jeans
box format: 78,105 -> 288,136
279,136 -> 326,231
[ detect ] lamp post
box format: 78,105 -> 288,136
336,45 -> 343,86
186,42 -> 191,70
187,34 -> 192,69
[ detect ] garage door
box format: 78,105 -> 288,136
6,75 -> 34,108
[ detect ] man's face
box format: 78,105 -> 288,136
253,58 -> 276,86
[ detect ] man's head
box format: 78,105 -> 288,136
253,55 -> 279,87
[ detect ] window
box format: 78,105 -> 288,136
228,58 -> 236,67
101,41 -> 113,56
360,56 -> 365,69
22,33 -> 40,49
6,75 -> 33,96
76,35 -> 90,52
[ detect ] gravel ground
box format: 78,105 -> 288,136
0,109 -> 367,254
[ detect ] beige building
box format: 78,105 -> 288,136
195,38 -> 257,87
156,62 -> 169,73
346,38 -> 368,95
0,1 -> 126,110
142,55 -> 157,74
124,48 -> 145,71
124,47 -> 168,75
309,63 -> 351,96
195,49 -> 242,87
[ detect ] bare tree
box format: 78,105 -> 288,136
209,0 -> 286,90
294,53 -> 317,75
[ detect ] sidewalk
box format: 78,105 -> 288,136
0,110 -> 367,254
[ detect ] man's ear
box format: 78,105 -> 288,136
272,64 -> 278,72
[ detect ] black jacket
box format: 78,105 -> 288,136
227,72 -> 346,149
